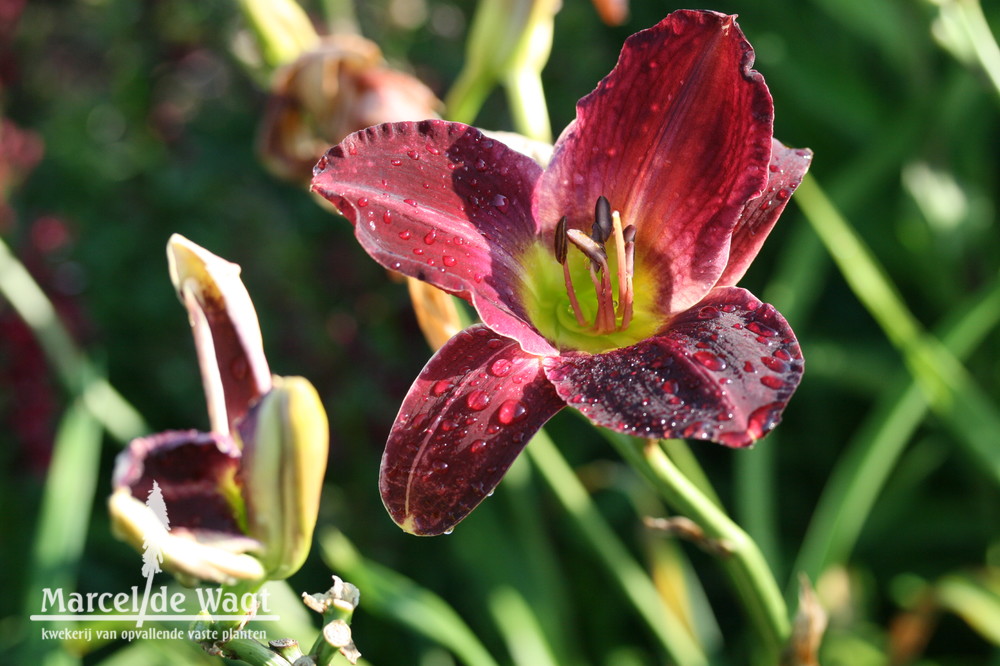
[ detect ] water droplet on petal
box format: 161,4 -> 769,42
466,390 -> 490,411
760,356 -> 788,372
497,399 -> 527,425
491,194 -> 509,212
382,210 -> 393,224
431,380 -> 453,396
440,420 -> 459,432
357,197 -> 368,207
404,199 -> 418,207
407,150 -> 420,160
399,230 -> 411,240
424,229 -> 437,245
390,158 -> 403,166
698,306 -> 719,319
489,358 -> 512,377
443,255 -> 456,267
693,351 -> 727,371
469,439 -> 487,454
747,321 -> 778,337
760,375 -> 785,390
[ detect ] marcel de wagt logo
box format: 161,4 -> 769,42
30,481 -> 277,643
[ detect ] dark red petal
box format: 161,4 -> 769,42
535,10 -> 773,316
718,139 -> 813,287
380,324 -> 564,535
312,120 -> 556,355
543,287 -> 802,447
112,430 -> 245,534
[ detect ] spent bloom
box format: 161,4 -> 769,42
312,10 -> 812,535
109,236 -> 328,583
258,34 -> 442,184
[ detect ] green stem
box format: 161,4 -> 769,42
222,638 -> 290,666
0,236 -> 147,442
504,68 -> 552,143
444,67 -> 498,126
661,438 -> 722,509
525,430 -> 709,665
940,0 -> 1000,100
603,433 -> 789,659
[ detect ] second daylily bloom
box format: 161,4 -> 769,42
312,10 -> 812,536
109,236 -> 328,583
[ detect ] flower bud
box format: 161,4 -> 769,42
237,376 -> 329,580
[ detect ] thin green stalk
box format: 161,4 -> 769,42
661,438 -> 722,509
525,430 -> 708,665
221,639 -> 290,666
444,0 -> 556,138
603,432 -> 789,660
938,0 -> 1000,100
795,174 -> 1000,482
444,66 -> 497,126
792,274 -> 1000,585
504,68 -> 552,143
0,236 -> 147,442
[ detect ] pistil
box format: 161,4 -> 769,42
554,196 -> 637,335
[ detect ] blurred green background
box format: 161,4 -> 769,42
2,0 -> 1000,664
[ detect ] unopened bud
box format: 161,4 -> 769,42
238,376 -> 329,580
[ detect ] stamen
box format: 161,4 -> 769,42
556,217 -> 587,327
553,216 -> 569,263
566,228 -> 607,265
621,224 -> 636,330
555,198 -> 638,336
592,195 -> 613,243
610,210 -> 627,321
568,228 -> 615,333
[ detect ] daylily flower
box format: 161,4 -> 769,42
312,10 -> 812,536
109,236 -> 329,583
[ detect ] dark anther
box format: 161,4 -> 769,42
592,195 -> 613,243
623,224 -> 637,243
554,216 -> 568,263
